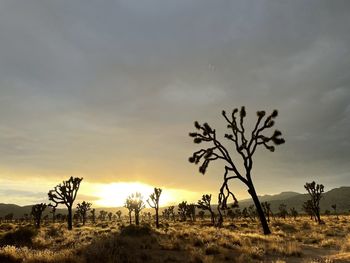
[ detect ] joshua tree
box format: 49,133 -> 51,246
304,181 -> 324,224
48,177 -> 83,230
331,204 -> 338,219
186,204 -> 196,222
99,210 -> 108,221
303,200 -> 315,221
125,193 -> 145,225
147,187 -> 162,228
116,210 -> 122,221
76,201 -> 92,225
107,212 -> 113,221
178,201 -> 188,222
90,209 -> 96,224
198,210 -> 205,220
197,194 -> 215,225
290,207 -> 298,220
48,204 -> 56,223
125,198 -> 134,224
261,202 -> 273,223
189,107 -> 285,234
31,203 -> 47,228
278,204 -> 288,219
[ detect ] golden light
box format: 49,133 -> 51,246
93,182 -> 175,207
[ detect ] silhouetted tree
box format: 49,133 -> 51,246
116,210 -> 122,221
186,203 -> 196,222
48,204 -> 56,223
261,202 -> 272,223
178,201 -> 188,222
125,199 -> 133,224
278,204 -> 288,219
290,207 -> 298,220
303,200 -> 315,221
197,194 -> 215,225
125,193 -> 145,225
189,107 -> 285,234
99,210 -> 108,221
331,204 -> 338,219
4,213 -> 14,222
90,209 -> 96,224
304,181 -> 324,224
147,187 -> 162,228
76,201 -> 92,225
198,210 -> 205,220
31,203 -> 47,228
107,212 -> 112,221
48,177 -> 83,230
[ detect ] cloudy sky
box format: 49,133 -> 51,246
0,1 -> 349,206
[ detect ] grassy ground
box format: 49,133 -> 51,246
0,215 -> 349,262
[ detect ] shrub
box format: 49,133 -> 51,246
119,224 -> 152,237
0,227 -> 37,247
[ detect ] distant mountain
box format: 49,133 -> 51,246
238,186 -> 350,213
1,187 -> 350,218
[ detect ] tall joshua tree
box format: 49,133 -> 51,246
31,203 -> 47,228
147,187 -> 162,228
304,181 -> 324,224
197,194 -> 215,225
90,209 -> 96,224
125,193 -> 145,225
178,201 -> 188,222
76,201 -> 92,225
189,107 -> 285,234
116,210 -> 122,221
48,177 -> 83,230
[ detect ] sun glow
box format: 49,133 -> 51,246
93,182 -> 176,207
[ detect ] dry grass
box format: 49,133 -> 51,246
0,216 -> 349,262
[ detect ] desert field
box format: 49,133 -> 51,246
0,216 -> 349,263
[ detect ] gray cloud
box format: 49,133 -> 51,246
0,0 -> 349,198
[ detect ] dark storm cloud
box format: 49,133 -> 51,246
0,0 -> 349,196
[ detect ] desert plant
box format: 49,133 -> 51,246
304,181 -> 324,224
147,187 -> 162,228
31,203 -> 47,228
197,194 -> 215,225
331,204 -> 338,219
302,200 -> 315,221
261,202 -> 273,223
48,176 -> 83,230
90,208 -> 96,224
116,210 -> 122,221
99,210 -> 108,221
178,201 -> 188,222
290,207 -> 298,220
189,107 -> 285,234
108,212 -> 113,221
48,204 -> 56,223
76,201 -> 92,225
278,204 -> 288,219
125,192 -> 145,225
186,203 -> 196,222
198,210 -> 205,220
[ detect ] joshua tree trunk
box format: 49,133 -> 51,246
248,184 -> 271,235
129,211 -> 132,224
155,208 -> 159,228
67,206 -> 73,230
135,212 -> 140,225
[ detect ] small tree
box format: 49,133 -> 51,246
189,107 -> 285,234
331,204 -> 338,219
278,204 -> 288,219
116,210 -> 122,221
147,188 -> 162,228
178,201 -> 188,222
304,181 -> 324,224
76,201 -> 92,225
261,202 -> 272,223
186,204 -> 196,222
31,203 -> 47,228
108,212 -> 113,221
290,207 -> 298,220
303,200 -> 314,221
48,177 -> 83,230
198,210 -> 205,220
90,209 -> 96,224
99,210 -> 108,221
125,199 -> 134,224
197,194 -> 215,225
125,193 -> 145,225
48,204 -> 56,223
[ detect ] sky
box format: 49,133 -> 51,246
0,0 -> 349,207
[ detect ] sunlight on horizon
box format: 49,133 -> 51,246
89,181 -> 202,207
